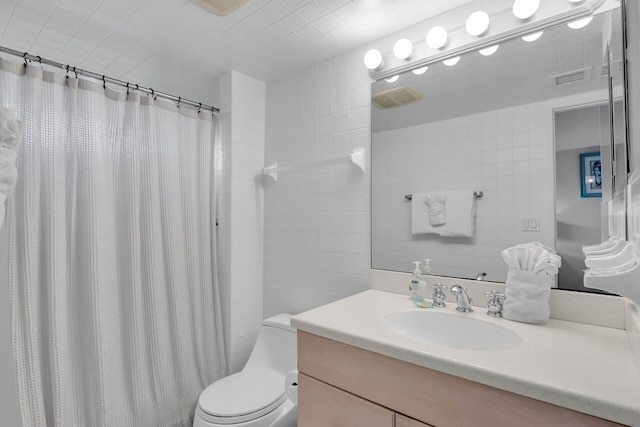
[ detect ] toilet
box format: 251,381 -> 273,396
193,314 -> 298,427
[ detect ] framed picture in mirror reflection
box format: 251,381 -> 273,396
580,151 -> 602,198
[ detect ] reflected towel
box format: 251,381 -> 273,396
411,192 -> 438,235
438,191 -> 475,237
425,191 -> 446,226
0,107 -> 23,229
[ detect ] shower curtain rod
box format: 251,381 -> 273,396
0,45 -> 219,114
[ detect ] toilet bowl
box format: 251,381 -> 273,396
194,314 -> 298,427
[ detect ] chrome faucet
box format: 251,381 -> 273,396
450,285 -> 473,313
475,272 -> 487,281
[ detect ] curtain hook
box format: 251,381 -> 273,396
64,64 -> 69,79
23,52 -> 28,67
126,82 -> 130,94
36,56 -> 42,69
102,75 -> 106,90
73,66 -> 78,78
177,97 -> 181,108
151,88 -> 156,100
198,102 -> 201,114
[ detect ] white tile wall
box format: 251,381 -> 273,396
218,70 -> 266,374
263,47 -> 373,317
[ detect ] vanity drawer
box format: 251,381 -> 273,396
298,373 -> 394,427
297,331 -> 625,427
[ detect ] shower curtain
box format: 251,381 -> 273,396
1,59 -> 226,426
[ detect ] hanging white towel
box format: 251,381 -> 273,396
425,192 -> 446,226
411,192 -> 438,235
0,107 -> 23,229
438,191 -> 475,237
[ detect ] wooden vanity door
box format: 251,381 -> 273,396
396,414 -> 435,427
298,373 -> 394,427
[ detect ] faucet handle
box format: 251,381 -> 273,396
485,290 -> 505,317
431,283 -> 447,307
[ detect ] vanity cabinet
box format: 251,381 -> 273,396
297,331 -> 625,427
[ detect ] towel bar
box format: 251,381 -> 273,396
405,191 -> 483,201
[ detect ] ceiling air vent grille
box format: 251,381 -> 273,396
550,67 -> 592,86
191,0 -> 251,16
601,60 -> 624,77
372,86 -> 423,109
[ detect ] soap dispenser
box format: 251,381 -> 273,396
409,261 -> 427,302
422,259 -> 432,275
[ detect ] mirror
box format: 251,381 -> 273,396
371,7 -> 627,291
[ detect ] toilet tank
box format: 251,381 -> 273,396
244,314 -> 297,375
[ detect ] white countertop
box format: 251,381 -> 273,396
291,289 -> 640,426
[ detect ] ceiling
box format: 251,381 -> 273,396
0,0 -> 476,106
372,9 -> 624,132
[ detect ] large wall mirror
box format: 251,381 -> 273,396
371,4 -> 628,293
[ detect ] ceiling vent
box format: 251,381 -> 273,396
191,0 -> 251,16
600,60 -> 624,77
550,67 -> 592,86
372,86 -> 423,109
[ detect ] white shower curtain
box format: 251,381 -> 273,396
1,59 -> 226,426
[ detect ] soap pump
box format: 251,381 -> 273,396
422,258 -> 432,275
409,261 -> 427,302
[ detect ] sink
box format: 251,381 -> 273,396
382,311 -> 521,350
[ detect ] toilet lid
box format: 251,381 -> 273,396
198,368 -> 287,424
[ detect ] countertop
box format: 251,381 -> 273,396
291,289 -> 640,426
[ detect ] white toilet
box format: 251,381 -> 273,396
193,314 -> 298,427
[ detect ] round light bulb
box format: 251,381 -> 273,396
522,31 -> 543,42
427,26 -> 448,49
466,11 -> 490,37
568,16 -> 593,29
412,66 -> 428,75
479,45 -> 499,56
393,38 -> 413,60
364,49 -> 382,70
512,0 -> 540,20
443,56 -> 460,67
385,75 -> 399,83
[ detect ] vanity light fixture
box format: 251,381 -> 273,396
479,45 -> 499,56
385,75 -> 400,83
412,66 -> 428,75
427,26 -> 448,49
393,39 -> 413,60
466,11 -> 490,36
522,31 -> 543,41
364,49 -> 383,70
512,0 -> 540,20
567,0 -> 585,3
443,56 -> 460,66
567,15 -> 593,29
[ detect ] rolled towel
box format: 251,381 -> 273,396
424,192 -> 446,226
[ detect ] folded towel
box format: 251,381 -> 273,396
0,107 -> 24,229
411,192 -> 438,235
502,269 -> 552,324
438,190 -> 475,237
501,242 -> 561,324
425,192 -> 446,226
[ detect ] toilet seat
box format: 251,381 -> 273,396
198,368 -> 287,425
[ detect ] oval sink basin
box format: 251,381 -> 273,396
383,311 -> 521,351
